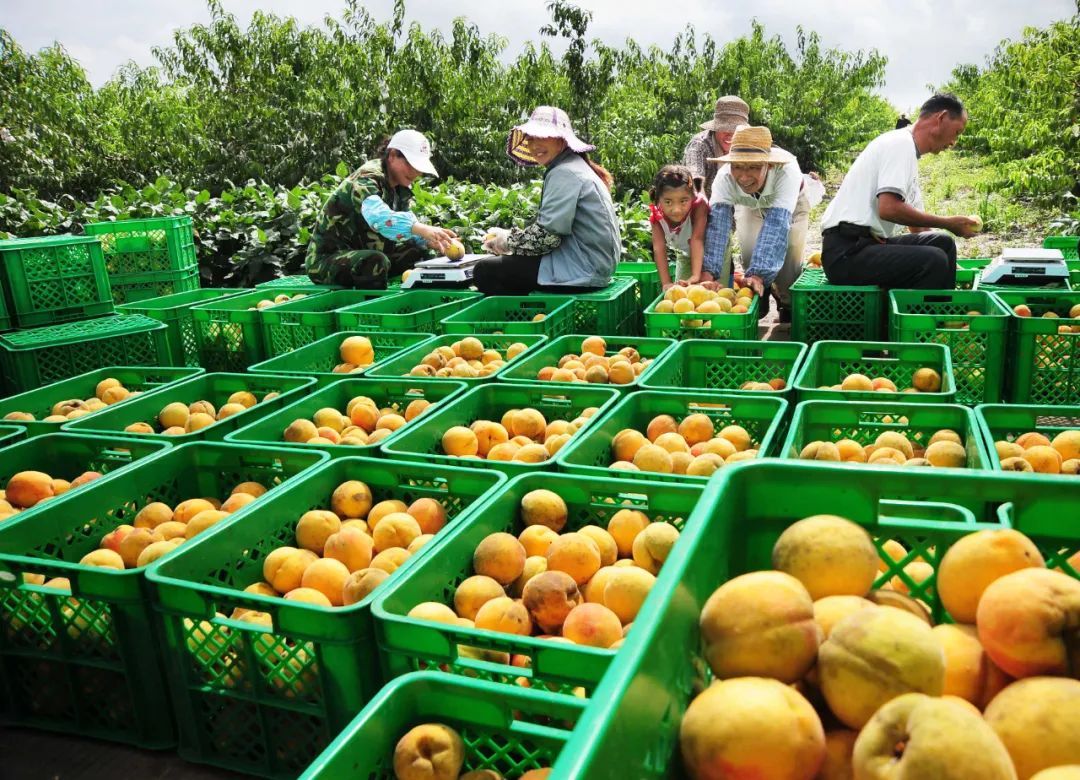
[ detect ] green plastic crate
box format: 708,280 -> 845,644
0,314 -> 171,394
555,389 -> 788,484
1043,235 -> 1080,260
552,460 -> 1080,779
790,267 -> 885,343
365,333 -> 548,385
83,216 -> 198,275
256,275 -> 342,291
0,292 -> 11,332
225,377 -> 469,458
299,672 -> 582,780
793,340 -> 956,403
63,372 -> 315,444
0,441 -> 325,749
373,471 -> 703,695
191,289 -> 330,371
248,331 -> 436,385
440,295 -> 576,338
0,235 -> 115,327
992,290 -> 1080,405
495,334 -> 675,391
0,366 -> 204,438
955,257 -> 991,290
780,400 -> 992,469
108,267 -> 201,306
336,289 -> 481,334
146,455 -> 504,778
383,382 -> 620,477
889,289 -> 1011,405
643,289 -> 759,341
975,403 -> 1080,473
614,261 -> 663,310
639,339 -> 807,398
541,277 -> 639,336
118,288 -> 250,368
0,426 -> 25,449
260,289 -> 391,358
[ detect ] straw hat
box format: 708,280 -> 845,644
506,106 -> 595,166
700,95 -> 750,132
709,125 -> 789,164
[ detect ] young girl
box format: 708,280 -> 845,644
649,165 -> 709,290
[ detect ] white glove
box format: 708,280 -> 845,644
482,227 -> 511,255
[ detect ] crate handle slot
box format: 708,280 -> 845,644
878,498 -> 977,526
994,501 -> 1016,528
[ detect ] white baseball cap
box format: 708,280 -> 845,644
387,129 -> 438,176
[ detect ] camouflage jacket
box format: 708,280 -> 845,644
307,159 -> 415,261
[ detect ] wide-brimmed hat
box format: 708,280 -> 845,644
387,129 -> 438,176
507,106 -> 595,166
700,95 -> 750,132
709,125 -> 789,165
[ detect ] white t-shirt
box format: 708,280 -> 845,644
709,148 -> 802,213
821,128 -> 924,238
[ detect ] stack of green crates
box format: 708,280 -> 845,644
260,289 -> 390,358
83,216 -> 200,305
992,290 -> 1080,405
955,257 -> 991,290
614,261 -> 663,310
118,288 -> 249,367
0,234 -> 114,327
0,314 -> 171,393
790,267 -> 885,344
1044,235 -> 1079,260
440,295 -> 576,338
561,277 -> 640,336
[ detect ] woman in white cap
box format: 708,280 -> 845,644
475,106 -> 621,295
701,125 -> 814,323
306,129 -> 458,288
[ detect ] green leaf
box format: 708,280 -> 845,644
335,161 -> 349,177
196,190 -> 211,204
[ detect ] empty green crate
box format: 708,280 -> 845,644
791,267 -> 885,343
780,400 -> 992,469
993,290 -> 1080,405
256,275 -> 342,290
793,341 -> 956,403
975,403 -> 1080,472
382,382 -> 620,477
83,216 -> 198,275
639,339 -> 807,398
260,289 -> 391,358
226,377 -> 469,457
643,290 -> 759,341
146,455 -> 503,778
108,266 -> 201,305
0,441 -> 325,749
0,235 -> 114,327
495,334 -> 675,391
0,366 -> 203,438
553,460 -> 1080,779
614,261 -> 663,310
889,289 -> 1010,405
544,277 -> 639,336
365,333 -> 548,385
64,372 -> 315,444
373,471 -> 703,695
299,672 -> 582,780
248,331 -> 435,385
555,389 -> 788,484
336,290 -> 480,334
118,288 -> 250,368
0,315 -> 171,394
1044,235 -> 1080,260
191,289 -> 331,372
441,296 -> 576,338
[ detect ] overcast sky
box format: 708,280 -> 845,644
5,0 -> 1075,112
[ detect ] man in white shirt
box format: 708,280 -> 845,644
820,93 -> 980,289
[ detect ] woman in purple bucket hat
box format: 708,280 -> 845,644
475,106 -> 621,294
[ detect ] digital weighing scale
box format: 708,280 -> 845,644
976,247 -> 1069,287
399,253 -> 486,289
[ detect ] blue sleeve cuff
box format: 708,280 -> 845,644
746,206 -> 792,285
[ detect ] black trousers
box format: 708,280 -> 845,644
472,255 -> 601,295
821,227 -> 957,290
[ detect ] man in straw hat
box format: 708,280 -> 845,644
820,93 -> 980,289
700,124 -> 811,322
683,95 -> 750,195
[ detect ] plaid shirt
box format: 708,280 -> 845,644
703,202 -> 793,285
682,131 -> 721,194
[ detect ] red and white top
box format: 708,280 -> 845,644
649,195 -> 708,255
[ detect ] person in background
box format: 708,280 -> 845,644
820,93 -> 980,290
648,165 -> 709,290
306,129 -> 457,288
682,95 -> 750,195
895,114 -> 912,129
700,125 -> 810,323
474,106 -> 620,295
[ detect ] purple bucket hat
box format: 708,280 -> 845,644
506,106 -> 595,166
